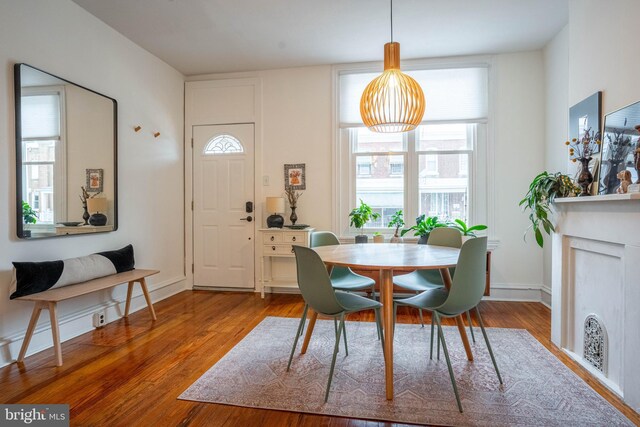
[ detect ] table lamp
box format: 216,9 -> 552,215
87,197 -> 108,226
266,197 -> 285,228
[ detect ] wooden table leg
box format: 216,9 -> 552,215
47,302 -> 63,366
300,310 -> 318,354
17,301 -> 44,363
124,281 -> 134,317
139,278 -> 157,321
440,268 -> 474,361
380,268 -> 394,400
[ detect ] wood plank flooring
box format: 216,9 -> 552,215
1,291 -> 638,426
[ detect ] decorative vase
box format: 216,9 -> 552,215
577,157 -> 593,196
417,234 -> 429,245
289,205 -> 297,225
390,234 -> 403,243
355,235 -> 368,244
82,203 -> 90,225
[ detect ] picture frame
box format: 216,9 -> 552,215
569,92 -> 602,195
284,163 -> 306,190
597,100 -> 640,194
86,168 -> 104,193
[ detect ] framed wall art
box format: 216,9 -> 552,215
598,100 -> 640,194
569,92 -> 602,194
284,164 -> 306,190
86,168 -> 104,193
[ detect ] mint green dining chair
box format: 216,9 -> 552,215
393,228 -> 475,344
393,237 -> 502,413
311,231 -> 377,300
288,245 -> 384,402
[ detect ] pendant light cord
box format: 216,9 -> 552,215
390,0 -> 393,43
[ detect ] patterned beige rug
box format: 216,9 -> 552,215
179,317 -> 632,426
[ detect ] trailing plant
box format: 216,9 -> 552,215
519,171 -> 579,248
22,201 -> 38,225
349,199 -> 380,234
387,210 -> 405,237
401,214 -> 447,237
450,219 -> 487,236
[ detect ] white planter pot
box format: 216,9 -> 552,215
373,235 -> 384,243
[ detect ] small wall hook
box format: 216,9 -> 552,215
134,125 -> 142,132
153,132 -> 161,138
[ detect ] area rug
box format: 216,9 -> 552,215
179,317 -> 632,426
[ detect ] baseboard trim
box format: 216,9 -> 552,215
0,275 -> 187,368
540,285 -> 552,308
482,283 -> 544,302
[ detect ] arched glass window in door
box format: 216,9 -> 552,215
203,134 -> 244,155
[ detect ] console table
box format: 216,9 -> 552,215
259,227 -> 314,298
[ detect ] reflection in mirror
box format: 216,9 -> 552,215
15,64 -> 117,239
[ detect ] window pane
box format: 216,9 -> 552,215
355,127 -> 404,153
417,123 -> 471,151
356,155 -> 404,228
23,140 -> 56,162
22,94 -> 60,138
24,164 -> 54,224
418,153 -> 469,221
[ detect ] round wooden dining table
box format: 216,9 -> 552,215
305,243 -> 472,400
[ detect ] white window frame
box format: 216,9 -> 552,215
21,86 -> 67,226
332,56 -> 496,242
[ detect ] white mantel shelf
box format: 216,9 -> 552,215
555,193 -> 640,203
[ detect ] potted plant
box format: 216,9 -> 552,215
520,171 -> 580,247
349,199 -> 380,243
22,201 -> 38,238
387,210 -> 405,243
372,232 -> 384,243
450,219 -> 487,243
401,214 -> 447,244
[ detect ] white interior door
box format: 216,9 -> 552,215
193,124 -> 255,288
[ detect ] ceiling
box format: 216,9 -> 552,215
72,0 -> 568,76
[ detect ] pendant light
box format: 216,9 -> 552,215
360,0 -> 425,133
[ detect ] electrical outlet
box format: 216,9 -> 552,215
263,175 -> 270,186
92,311 -> 106,328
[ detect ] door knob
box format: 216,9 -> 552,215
240,216 -> 253,222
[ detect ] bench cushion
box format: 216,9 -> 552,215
9,245 -> 135,299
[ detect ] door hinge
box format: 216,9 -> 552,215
191,264 -> 194,274
191,138 -> 194,148
191,201 -> 194,210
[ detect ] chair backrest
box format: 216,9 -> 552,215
437,237 -> 487,315
310,231 -> 340,248
427,227 -> 462,248
292,245 -> 345,316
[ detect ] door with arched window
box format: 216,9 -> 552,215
192,124 -> 255,288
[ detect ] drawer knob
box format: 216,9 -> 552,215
270,236 -> 274,241
291,247 -> 295,253
292,236 -> 296,241
272,246 -> 276,251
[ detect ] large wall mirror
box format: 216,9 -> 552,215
14,63 -> 118,239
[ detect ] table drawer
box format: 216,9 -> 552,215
283,232 -> 306,244
263,233 -> 283,244
263,244 -> 295,256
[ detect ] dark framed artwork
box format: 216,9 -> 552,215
598,100 -> 640,194
569,92 -> 602,195
284,163 -> 306,190
86,168 -> 104,193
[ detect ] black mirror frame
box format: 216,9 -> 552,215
14,63 -> 118,239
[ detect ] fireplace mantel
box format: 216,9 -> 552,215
551,195 -> 640,412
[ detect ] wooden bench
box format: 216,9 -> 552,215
16,269 -> 159,366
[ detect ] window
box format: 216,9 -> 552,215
21,89 -> 65,225
204,134 -> 244,154
336,64 -> 489,235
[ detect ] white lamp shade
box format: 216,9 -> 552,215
266,197 -> 285,214
87,197 -> 108,213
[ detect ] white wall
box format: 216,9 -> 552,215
0,0 -> 186,367
187,52 -> 547,299
542,25 -> 570,306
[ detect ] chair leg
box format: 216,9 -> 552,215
416,292 -> 424,327
342,317 -> 348,356
466,310 -> 476,343
475,306 -> 503,384
325,313 -> 345,402
430,319 -> 435,360
435,313 -> 463,413
371,284 -> 376,301
437,322 -> 441,360
287,305 -> 309,371
299,305 -> 308,337
374,308 -> 384,354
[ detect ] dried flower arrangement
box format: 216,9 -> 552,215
565,127 -> 601,162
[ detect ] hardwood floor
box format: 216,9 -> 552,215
1,291 -> 638,426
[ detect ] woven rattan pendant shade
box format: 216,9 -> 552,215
360,42 -> 425,133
